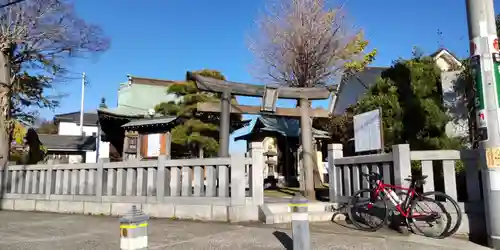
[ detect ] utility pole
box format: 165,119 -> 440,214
79,72 -> 86,136
465,0 -> 500,248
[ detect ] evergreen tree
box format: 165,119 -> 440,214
327,53 -> 464,152
496,14 -> 500,37
155,69 -> 242,157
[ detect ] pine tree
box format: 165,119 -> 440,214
155,69 -> 241,157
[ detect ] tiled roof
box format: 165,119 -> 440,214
430,48 -> 460,61
97,106 -> 150,118
333,67 -> 388,115
54,111 -> 99,126
38,134 -> 97,151
127,76 -> 183,87
234,115 -> 330,141
122,116 -> 177,128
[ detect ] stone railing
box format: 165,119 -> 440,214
409,149 -> 480,202
327,144 -> 398,202
328,144 -> 485,236
0,142 -> 266,222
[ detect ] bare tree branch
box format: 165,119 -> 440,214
0,0 -> 109,122
0,0 -> 109,166
248,0 -> 375,88
0,0 -> 28,9
0,0 -> 108,78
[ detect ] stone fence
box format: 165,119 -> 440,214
328,144 -> 485,236
0,142 -> 266,222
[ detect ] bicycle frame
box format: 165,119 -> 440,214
371,179 -> 432,219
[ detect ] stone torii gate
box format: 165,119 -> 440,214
187,71 -> 336,198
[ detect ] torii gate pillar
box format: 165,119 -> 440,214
219,91 -> 231,157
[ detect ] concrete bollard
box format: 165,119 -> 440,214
119,205 -> 149,250
289,193 -> 311,250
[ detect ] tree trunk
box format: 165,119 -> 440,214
198,146 -> 204,158
0,88 -> 9,168
0,50 -> 11,170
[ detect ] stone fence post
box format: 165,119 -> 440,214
96,159 -> 105,201
327,143 -> 343,202
249,142 -> 264,205
230,153 -> 246,206
392,144 -> 411,187
390,144 -> 411,234
45,160 -> 54,199
156,155 -> 167,202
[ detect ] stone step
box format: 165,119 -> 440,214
261,211 -> 344,224
263,202 -> 337,214
272,211 -> 337,224
259,202 -> 345,224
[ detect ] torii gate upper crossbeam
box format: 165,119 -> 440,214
187,71 -> 335,99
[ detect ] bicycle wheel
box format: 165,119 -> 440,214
409,191 -> 462,238
347,189 -> 389,231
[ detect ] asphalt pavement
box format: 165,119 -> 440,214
0,211 -> 490,250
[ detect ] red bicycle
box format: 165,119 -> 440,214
347,172 -> 462,238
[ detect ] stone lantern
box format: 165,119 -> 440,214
264,149 -> 278,189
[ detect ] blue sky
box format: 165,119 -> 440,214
39,0 -> 499,153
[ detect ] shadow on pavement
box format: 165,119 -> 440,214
272,231 -> 292,250
332,218 -> 359,229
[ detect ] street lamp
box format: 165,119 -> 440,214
261,85 -> 279,113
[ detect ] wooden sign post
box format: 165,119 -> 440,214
187,72 -> 335,198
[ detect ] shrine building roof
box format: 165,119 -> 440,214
121,116 -> 178,130
38,134 -> 97,151
234,115 -> 330,141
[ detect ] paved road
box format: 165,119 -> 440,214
0,211 -> 490,250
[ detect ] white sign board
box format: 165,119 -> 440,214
147,133 -> 161,157
353,109 -> 383,153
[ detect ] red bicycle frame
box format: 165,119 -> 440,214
370,179 -> 429,219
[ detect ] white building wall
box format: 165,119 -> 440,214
57,121 -> 109,163
58,122 -> 98,136
98,139 -> 110,161
435,57 -> 453,72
